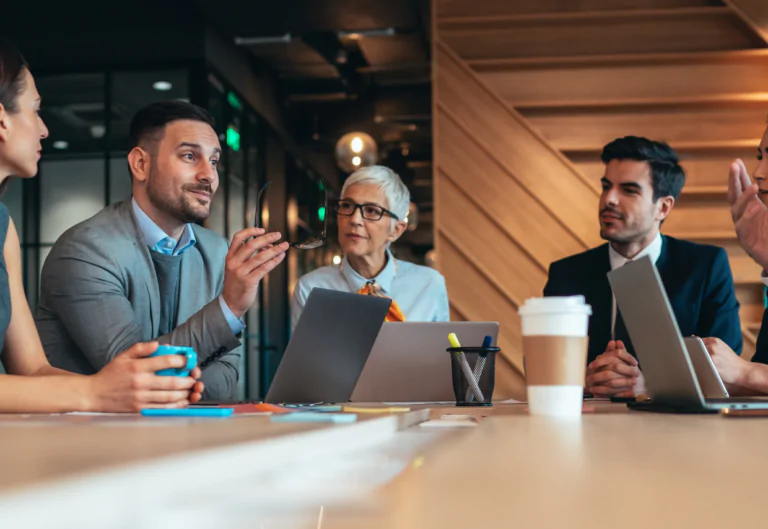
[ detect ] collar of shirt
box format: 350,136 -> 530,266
340,249 -> 397,293
131,197 -> 197,256
608,232 -> 663,271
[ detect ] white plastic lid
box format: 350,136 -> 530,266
518,296 -> 592,317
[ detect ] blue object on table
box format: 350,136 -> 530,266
270,412 -> 357,424
149,345 -> 197,377
481,335 -> 493,348
140,407 -> 233,417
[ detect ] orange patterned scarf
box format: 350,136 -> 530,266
357,280 -> 406,322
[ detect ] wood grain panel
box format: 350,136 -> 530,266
437,121 -> 589,268
436,175 -> 550,301
684,155 -> 762,185
441,10 -> 758,60
526,107 -> 767,153
477,53 -> 768,108
491,357 -> 528,401
737,284 -> 764,322
435,42 -> 601,248
574,152 -> 759,190
730,255 -> 763,284
663,200 -> 735,236
725,0 -> 768,44
438,0 -> 721,19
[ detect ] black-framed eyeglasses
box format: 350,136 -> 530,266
333,200 -> 400,221
255,179 -> 327,250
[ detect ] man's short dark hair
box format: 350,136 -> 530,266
129,101 -> 215,151
601,136 -> 686,201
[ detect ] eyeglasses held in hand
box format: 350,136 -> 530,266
255,179 -> 327,250
333,200 -> 400,221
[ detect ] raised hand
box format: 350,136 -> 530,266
728,159 -> 768,270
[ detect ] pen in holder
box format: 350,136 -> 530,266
446,346 -> 500,406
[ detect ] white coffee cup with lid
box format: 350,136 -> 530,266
518,296 -> 592,417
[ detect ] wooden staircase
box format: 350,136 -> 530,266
434,0 -> 768,397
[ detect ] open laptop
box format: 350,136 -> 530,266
351,322 -> 500,402
684,336 -> 729,399
265,288 -> 392,404
607,256 -> 768,413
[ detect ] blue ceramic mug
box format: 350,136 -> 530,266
149,345 -> 197,377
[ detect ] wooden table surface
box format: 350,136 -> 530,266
319,402 -> 768,529
4,402 -> 768,529
0,409 -> 428,493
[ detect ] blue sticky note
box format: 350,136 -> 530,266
270,412 -> 357,424
141,408 -> 234,418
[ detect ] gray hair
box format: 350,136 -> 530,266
340,165 -> 411,221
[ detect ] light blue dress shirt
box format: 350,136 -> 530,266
131,198 -> 244,335
291,249 -> 450,330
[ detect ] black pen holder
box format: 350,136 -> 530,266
446,347 -> 500,406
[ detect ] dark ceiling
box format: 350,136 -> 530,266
199,0 -> 434,250
1,0 -> 434,251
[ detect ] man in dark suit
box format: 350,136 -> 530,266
544,136 -> 742,398
704,124 -> 768,394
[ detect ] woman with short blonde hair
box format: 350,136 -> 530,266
291,165 -> 449,328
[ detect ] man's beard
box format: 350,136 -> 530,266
600,227 -> 635,243
599,206 -> 630,243
146,165 -> 212,225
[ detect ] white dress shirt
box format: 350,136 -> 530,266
608,233 -> 663,338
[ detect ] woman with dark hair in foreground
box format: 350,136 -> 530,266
0,38 -> 204,412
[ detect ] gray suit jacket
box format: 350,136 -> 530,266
35,199 -> 242,400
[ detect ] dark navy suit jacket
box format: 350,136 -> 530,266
543,236 -> 742,364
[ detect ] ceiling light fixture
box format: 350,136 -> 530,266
153,81 -> 172,91
350,136 -> 363,154
52,141 -> 69,150
335,132 -> 378,173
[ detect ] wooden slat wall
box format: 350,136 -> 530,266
477,51 -> 768,108
435,44 -> 602,249
434,0 -> 768,395
439,0 -> 722,19
441,9 -> 761,60
725,0 -> 768,44
435,40 -> 602,398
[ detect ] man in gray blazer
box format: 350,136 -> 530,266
35,101 -> 288,400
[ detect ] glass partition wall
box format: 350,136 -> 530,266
9,64 -> 326,399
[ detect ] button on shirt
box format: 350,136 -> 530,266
290,250 -> 450,330
131,198 -> 244,335
608,233 -> 663,338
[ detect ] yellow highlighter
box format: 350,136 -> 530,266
448,333 -> 484,402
